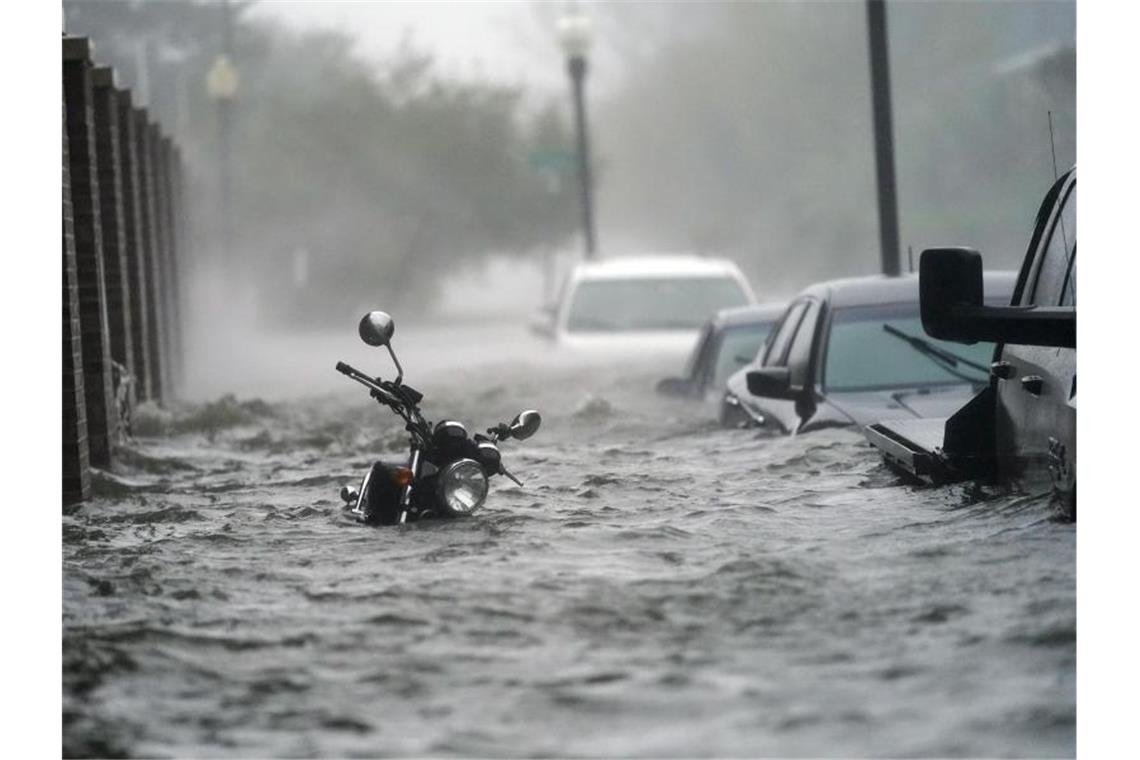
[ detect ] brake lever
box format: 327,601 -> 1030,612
499,463 -> 523,487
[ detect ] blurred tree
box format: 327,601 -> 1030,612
64,0 -> 578,324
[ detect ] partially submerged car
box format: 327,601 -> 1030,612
531,255 -> 755,356
656,302 -> 786,402
865,168 -> 1075,516
721,272 -> 1016,432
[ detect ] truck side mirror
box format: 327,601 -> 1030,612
920,248 -> 1075,348
746,366 -> 797,400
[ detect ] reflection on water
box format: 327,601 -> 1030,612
64,327 -> 1074,757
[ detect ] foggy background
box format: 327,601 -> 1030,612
62,0 -> 1075,397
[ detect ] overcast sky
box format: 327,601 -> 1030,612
248,1 -> 567,91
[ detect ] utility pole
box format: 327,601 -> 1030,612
866,0 -> 901,277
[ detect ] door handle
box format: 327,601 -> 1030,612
1020,375 -> 1044,395
991,361 -> 1015,379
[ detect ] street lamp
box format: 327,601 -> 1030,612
206,0 -> 237,262
206,52 -> 237,261
558,5 -> 598,259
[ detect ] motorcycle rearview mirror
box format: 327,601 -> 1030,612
358,310 -> 404,384
359,311 -> 395,346
508,410 -> 542,441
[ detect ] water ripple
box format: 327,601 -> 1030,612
63,360 -> 1074,757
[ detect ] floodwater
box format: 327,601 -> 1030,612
63,323 -> 1075,758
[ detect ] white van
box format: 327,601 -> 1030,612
532,255 -> 756,355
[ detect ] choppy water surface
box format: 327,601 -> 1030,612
63,327 -> 1075,757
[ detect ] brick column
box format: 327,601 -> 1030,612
134,109 -> 165,402
115,88 -> 153,402
91,67 -> 135,393
63,94 -> 90,505
63,36 -> 117,467
151,132 -> 176,400
157,136 -> 184,398
170,146 -> 187,390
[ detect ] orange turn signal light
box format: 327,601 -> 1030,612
393,467 -> 414,487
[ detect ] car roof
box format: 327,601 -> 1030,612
712,301 -> 788,329
571,254 -> 746,281
799,272 -> 1018,308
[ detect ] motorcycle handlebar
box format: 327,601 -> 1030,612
335,360 -> 428,439
335,360 -> 395,402
336,361 -> 376,383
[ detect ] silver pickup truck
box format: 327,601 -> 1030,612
865,168 -> 1076,518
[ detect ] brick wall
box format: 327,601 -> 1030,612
63,37 -> 117,467
150,129 -> 175,401
134,109 -> 166,402
157,136 -> 183,399
92,67 -> 135,384
63,94 -> 91,505
62,35 -> 189,504
115,87 -> 153,402
169,146 -> 186,388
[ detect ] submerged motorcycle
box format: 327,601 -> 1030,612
336,311 -> 541,525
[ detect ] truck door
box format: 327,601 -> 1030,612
994,175 -> 1076,501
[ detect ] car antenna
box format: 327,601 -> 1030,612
1047,110 -> 1060,183
1047,110 -> 1070,253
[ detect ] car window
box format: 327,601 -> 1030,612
786,300 -> 821,389
1027,183 -> 1076,306
565,277 -> 750,332
1060,248 -> 1076,307
763,301 -> 808,366
1009,170 -> 1072,304
823,303 -> 996,392
711,322 -> 774,389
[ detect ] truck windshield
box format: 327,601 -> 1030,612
823,303 -> 994,392
566,277 -> 750,332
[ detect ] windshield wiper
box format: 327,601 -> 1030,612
881,324 -> 989,384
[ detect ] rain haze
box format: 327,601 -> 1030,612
61,1 -> 1077,756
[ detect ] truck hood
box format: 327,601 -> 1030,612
827,385 -> 981,426
555,329 -> 700,359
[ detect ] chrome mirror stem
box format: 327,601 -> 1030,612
386,343 -> 404,386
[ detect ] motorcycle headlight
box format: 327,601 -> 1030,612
436,458 -> 488,516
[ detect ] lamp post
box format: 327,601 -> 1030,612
206,1 -> 237,261
558,6 -> 598,259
